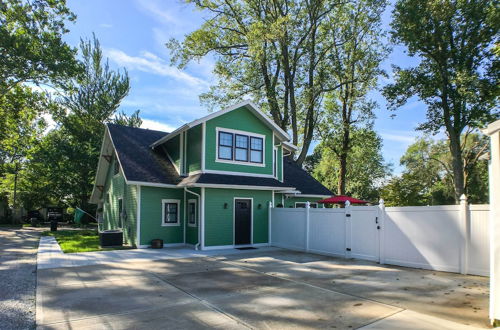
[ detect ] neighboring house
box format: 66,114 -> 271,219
90,101 -> 332,249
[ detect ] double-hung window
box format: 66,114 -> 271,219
217,129 -> 264,165
162,199 -> 180,226
218,132 -> 233,160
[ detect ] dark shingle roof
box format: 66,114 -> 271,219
107,124 -> 331,194
283,157 -> 333,195
107,124 -> 181,185
180,173 -> 293,188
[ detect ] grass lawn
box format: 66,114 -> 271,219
42,230 -> 131,253
0,224 -> 31,228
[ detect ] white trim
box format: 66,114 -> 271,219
280,146 -> 284,182
150,101 -> 290,148
188,183 -> 296,191
200,187 -> 205,249
202,169 -> 275,178
201,243 -> 270,251
179,132 -> 185,175
233,197 -> 253,246
183,188 -> 186,244
282,141 -> 298,151
187,199 -> 197,227
164,146 -> 180,175
136,185 -> 141,247
161,199 -> 181,226
127,181 -> 179,188
215,127 -> 266,167
201,122 -> 206,171
295,202 -> 318,208
188,170 -> 202,176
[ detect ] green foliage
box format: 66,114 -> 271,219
306,128 -> 391,201
169,0 -> 387,164
384,0 -> 499,201
380,134 -> 489,206
0,0 -> 79,95
42,229 -> 130,253
20,35 -> 133,212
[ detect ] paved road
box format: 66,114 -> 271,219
0,227 -> 40,330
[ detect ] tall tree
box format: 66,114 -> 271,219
380,134 -> 489,206
305,128 -> 391,201
0,0 -> 79,95
50,35 -> 131,210
168,0 -> 356,165
384,0 -> 499,202
320,0 -> 388,195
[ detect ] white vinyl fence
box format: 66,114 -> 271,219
270,197 -> 489,276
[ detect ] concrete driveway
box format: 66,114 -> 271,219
36,249 -> 489,329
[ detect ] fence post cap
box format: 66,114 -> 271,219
460,194 -> 467,202
379,199 -> 385,206
269,201 -> 273,208
306,201 -> 310,208
345,200 -> 351,207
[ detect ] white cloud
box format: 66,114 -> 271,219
100,23 -> 113,28
105,48 -> 209,88
135,0 -> 180,25
141,118 -> 176,132
380,131 -> 416,144
41,113 -> 57,134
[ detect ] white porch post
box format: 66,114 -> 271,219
485,120 -> 500,326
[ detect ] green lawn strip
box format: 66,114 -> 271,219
42,230 -> 131,253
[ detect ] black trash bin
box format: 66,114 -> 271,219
50,220 -> 58,232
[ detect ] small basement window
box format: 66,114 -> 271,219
162,199 -> 180,226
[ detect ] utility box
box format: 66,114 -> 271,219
99,230 -> 123,247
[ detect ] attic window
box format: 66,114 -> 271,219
217,128 -> 264,165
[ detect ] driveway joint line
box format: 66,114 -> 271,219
148,271 -> 254,330
216,257 -> 405,313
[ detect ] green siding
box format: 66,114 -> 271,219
185,188 -> 200,245
186,125 -> 202,174
101,157 -> 137,246
204,188 -> 272,246
140,186 -> 184,246
205,107 -> 273,175
164,134 -> 180,171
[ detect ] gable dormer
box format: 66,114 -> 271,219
150,101 -> 294,181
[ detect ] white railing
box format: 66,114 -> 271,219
270,196 -> 490,276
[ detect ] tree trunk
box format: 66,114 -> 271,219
338,121 -> 350,195
448,131 -> 465,203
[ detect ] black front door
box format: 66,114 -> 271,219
234,199 -> 251,245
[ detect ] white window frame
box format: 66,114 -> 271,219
215,127 -> 266,167
161,199 -> 181,226
187,199 -> 197,227
295,202 -> 318,208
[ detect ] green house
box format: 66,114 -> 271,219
90,102 -> 332,249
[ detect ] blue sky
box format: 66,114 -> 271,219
64,0 -> 432,173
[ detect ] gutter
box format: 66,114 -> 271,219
184,187 -> 201,250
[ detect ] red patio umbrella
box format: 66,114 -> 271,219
318,195 -> 369,205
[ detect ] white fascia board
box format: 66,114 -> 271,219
484,120 -> 500,136
282,141 -> 298,151
90,126 -> 117,203
126,181 -> 179,188
186,183 -> 296,191
150,101 -> 291,148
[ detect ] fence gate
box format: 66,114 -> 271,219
347,205 -> 381,262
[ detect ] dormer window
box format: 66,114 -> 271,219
216,128 -> 264,166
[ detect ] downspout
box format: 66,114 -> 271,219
184,187 -> 201,250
